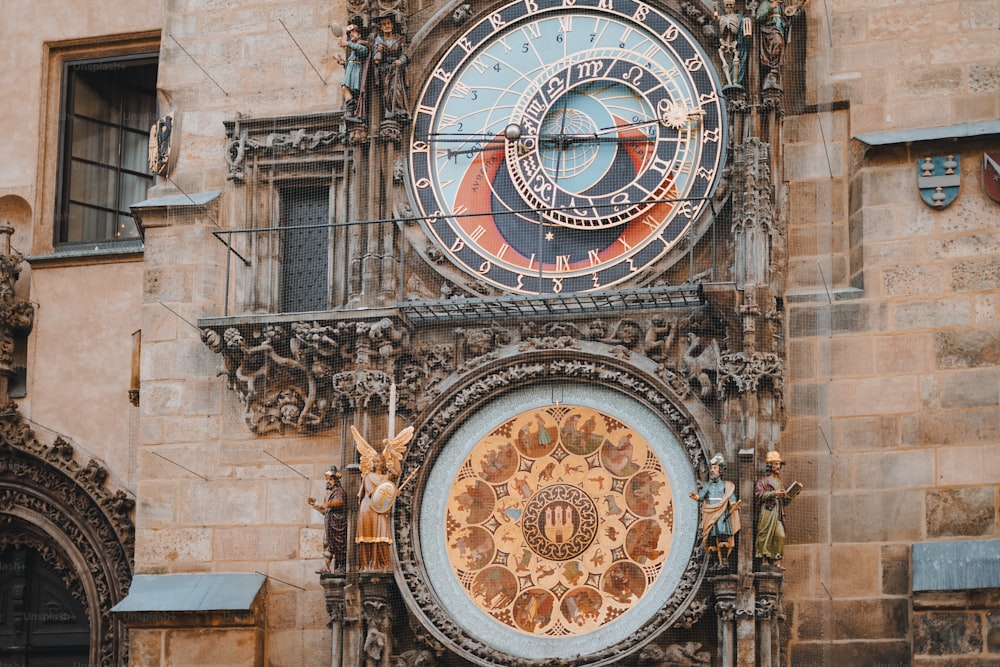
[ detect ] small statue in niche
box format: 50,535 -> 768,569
754,450 -> 802,570
373,12 -> 410,121
148,113 -> 172,176
690,453 -> 741,568
352,424 -> 415,571
756,0 -> 808,91
717,0 -> 750,88
309,465 -> 347,573
335,20 -> 371,122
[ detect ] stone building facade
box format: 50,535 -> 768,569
0,1 -> 997,666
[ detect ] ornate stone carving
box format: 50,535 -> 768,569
640,642 -> 711,665
0,404 -> 134,667
201,311 -> 730,435
715,599 -> 736,622
717,351 -> 784,401
675,595 -> 710,629
731,139 -> 775,288
202,318 -> 407,433
223,113 -> 347,182
0,225 -> 33,390
680,332 -> 721,399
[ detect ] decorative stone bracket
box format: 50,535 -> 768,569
224,111 -> 350,182
200,316 -> 410,435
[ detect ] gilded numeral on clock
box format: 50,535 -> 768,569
439,113 -> 460,129
556,255 -> 571,271
433,67 -> 453,84
588,249 -> 601,266
478,260 -> 492,274
641,43 -> 660,62
696,166 -> 716,181
684,55 -> 705,72
698,90 -> 719,105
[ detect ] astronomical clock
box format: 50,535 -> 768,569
389,1 -> 740,664
407,0 -> 726,295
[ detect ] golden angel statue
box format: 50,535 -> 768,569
352,424 -> 415,571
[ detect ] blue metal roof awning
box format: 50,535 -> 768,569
111,573 -> 266,613
129,191 -> 222,212
855,121 -> 1000,147
912,539 -> 1000,592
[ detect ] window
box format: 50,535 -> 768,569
281,185 -> 331,313
56,54 -> 158,246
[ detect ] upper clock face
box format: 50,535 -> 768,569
409,0 -> 726,295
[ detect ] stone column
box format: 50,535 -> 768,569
360,574 -> 395,667
755,572 -> 784,667
712,574 -> 738,667
322,576 -> 348,667
736,448 -> 757,667
344,583 -> 363,667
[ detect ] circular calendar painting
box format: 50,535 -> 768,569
444,406 -> 675,636
416,383 -> 699,662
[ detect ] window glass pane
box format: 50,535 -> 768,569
69,160 -> 116,209
66,204 -> 115,244
71,117 -> 118,165
117,215 -> 141,240
122,88 -> 156,131
119,172 -> 153,211
72,72 -> 118,123
122,129 -> 151,173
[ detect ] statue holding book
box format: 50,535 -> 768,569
754,450 -> 801,570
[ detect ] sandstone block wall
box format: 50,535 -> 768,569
784,3 -> 999,664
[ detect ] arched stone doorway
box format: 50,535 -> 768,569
0,533 -> 90,665
0,405 -> 135,666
